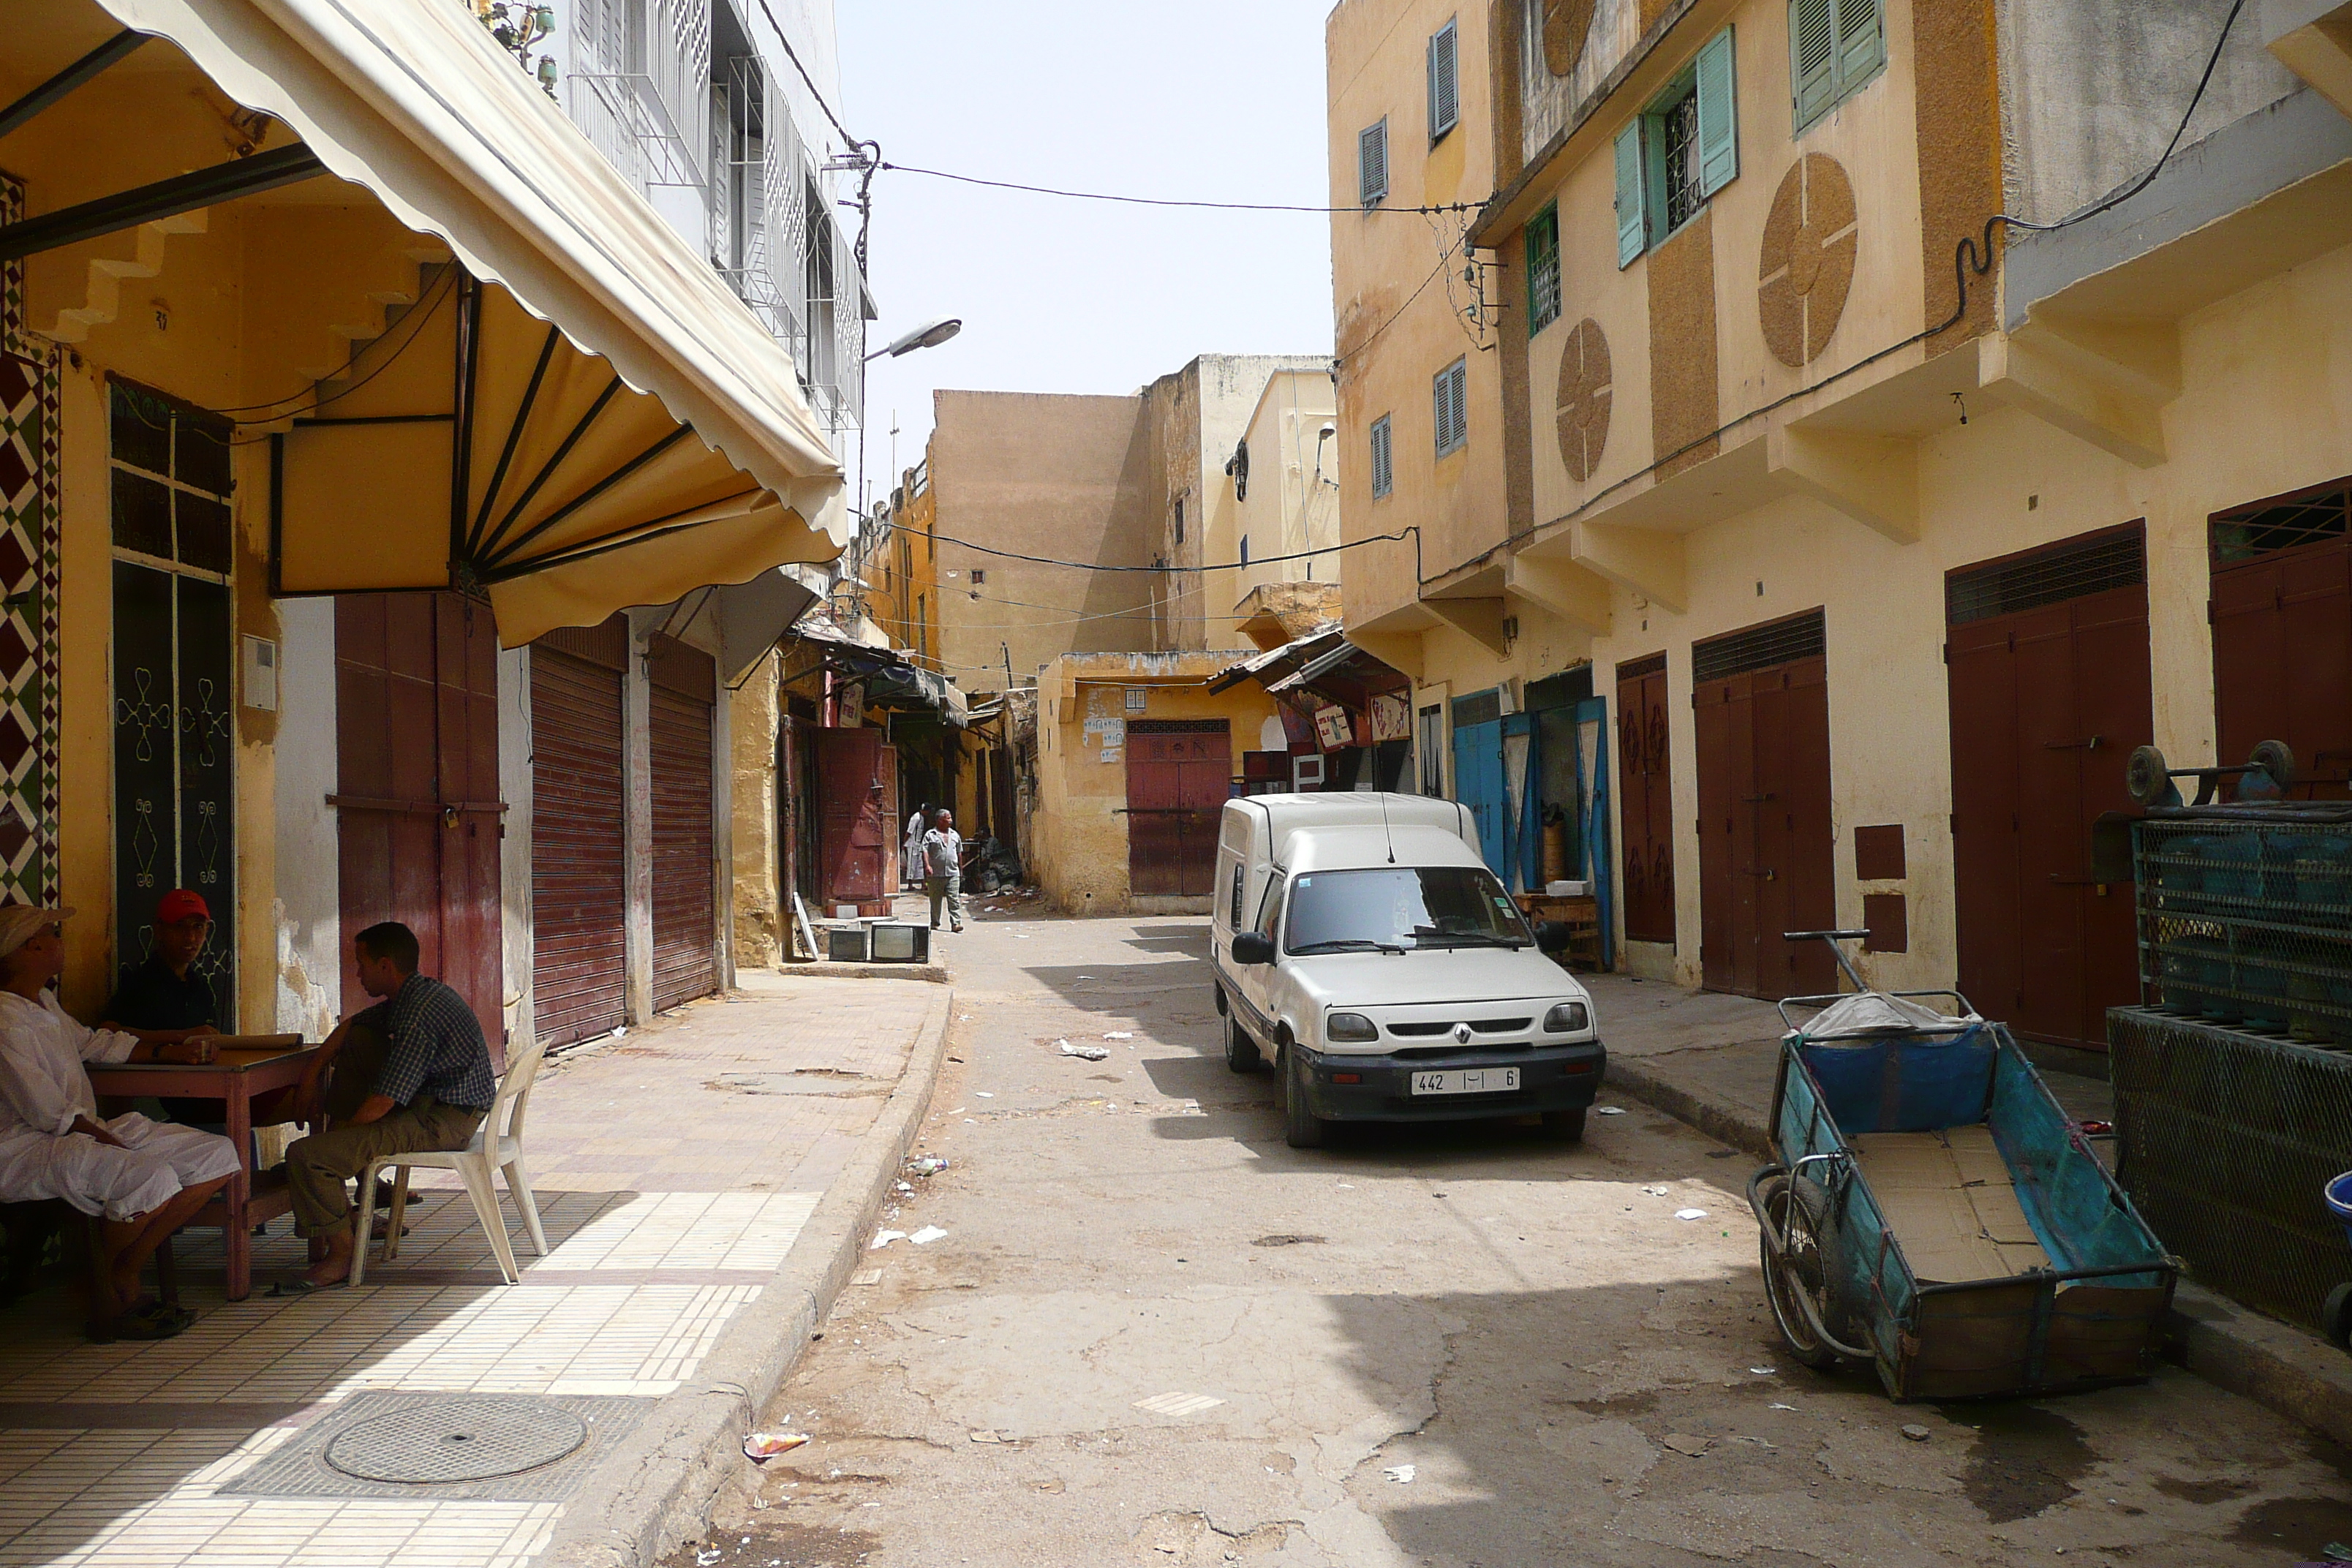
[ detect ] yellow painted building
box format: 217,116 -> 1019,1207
1333,0 -> 2352,1059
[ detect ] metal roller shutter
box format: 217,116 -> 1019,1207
649,637 -> 717,1010
529,636 -> 626,1047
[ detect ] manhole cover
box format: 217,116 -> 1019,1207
325,1396 -> 588,1483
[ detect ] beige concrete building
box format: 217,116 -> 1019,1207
1330,0 -> 2352,1060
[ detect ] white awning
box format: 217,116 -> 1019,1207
97,0 -> 848,639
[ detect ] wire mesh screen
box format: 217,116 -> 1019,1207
2211,478 -> 2350,568
2110,1006 -> 2352,1329
1691,608 -> 1825,682
2132,813 -> 2352,1043
1947,527 -> 2145,626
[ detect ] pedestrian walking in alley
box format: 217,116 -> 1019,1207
921,808 -> 965,932
903,804 -> 927,890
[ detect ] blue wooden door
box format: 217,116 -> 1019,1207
1452,717 -> 1507,875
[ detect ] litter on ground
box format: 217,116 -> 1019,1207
1675,1208 -> 1710,1221
909,1226 -> 949,1245
1595,1105 -> 1624,1115
1640,1185 -> 1670,1196
908,1156 -> 949,1175
1749,1366 -> 1776,1375
1104,1030 -> 1134,1039
1661,1433 -> 1711,1457
1060,1041 -> 1110,1060
870,1230 -> 906,1248
741,1432 -> 809,1461
1383,1464 -> 1416,1484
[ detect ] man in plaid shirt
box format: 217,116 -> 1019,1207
280,921 -> 497,1291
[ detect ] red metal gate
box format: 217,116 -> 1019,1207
1616,654 -> 1675,943
2210,479 -> 2351,796
649,636 -> 717,1010
334,592 -> 505,1059
1693,613 -> 1836,1000
1125,720 -> 1230,898
815,725 -> 887,903
1947,525 -> 2152,1050
529,619 -> 626,1047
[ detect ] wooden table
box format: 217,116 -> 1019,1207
1516,893 -> 1603,971
86,1036 -> 316,1302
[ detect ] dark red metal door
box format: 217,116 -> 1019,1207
1126,721 -> 1230,898
648,637 -> 717,1010
1616,657 -> 1676,943
1947,529 -> 2152,1050
529,638 -> 625,1047
2212,538 -> 2351,796
335,592 -> 505,1058
1695,656 -> 1833,1000
815,725 -> 886,902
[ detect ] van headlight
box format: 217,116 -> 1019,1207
1543,1001 -> 1590,1033
1325,1011 -> 1379,1043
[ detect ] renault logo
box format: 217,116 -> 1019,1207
1452,1022 -> 1472,1045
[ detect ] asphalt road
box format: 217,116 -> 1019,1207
672,911 -> 2352,1568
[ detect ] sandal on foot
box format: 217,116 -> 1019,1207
268,1274 -> 349,1297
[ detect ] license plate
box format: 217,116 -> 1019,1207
1410,1067 -> 1521,1096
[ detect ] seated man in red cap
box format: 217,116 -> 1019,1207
102,889 -> 222,1130
0,906 -> 238,1339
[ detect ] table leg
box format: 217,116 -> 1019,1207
225,1084 -> 252,1302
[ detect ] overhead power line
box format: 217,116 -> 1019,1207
888,519 -> 1411,573
877,160 -> 1480,217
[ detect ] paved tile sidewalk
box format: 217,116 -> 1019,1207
0,970 -> 939,1568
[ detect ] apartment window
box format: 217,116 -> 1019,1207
916,595 -> 927,658
1433,358 -> 1469,456
1526,205 -> 1561,334
1358,118 -> 1389,207
970,568 -> 986,584
1417,704 -> 1444,796
1428,19 -> 1460,143
1791,0 -> 1884,134
1240,536 -> 1251,567
1615,27 -> 1738,267
1174,494 -> 1186,544
1369,414 -> 1395,499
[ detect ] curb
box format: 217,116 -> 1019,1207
1610,1051 -> 2352,1443
545,984 -> 956,1568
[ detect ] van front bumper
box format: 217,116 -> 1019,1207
1295,1041 -> 1606,1123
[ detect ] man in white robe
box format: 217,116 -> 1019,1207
0,906 -> 237,1337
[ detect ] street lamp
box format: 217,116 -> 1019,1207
867,317 -> 962,362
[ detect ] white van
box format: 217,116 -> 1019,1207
1210,793 -> 1605,1148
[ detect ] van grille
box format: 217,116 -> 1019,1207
1393,1041 -> 1535,1060
1387,1017 -> 1532,1037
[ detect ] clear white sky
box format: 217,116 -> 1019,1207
837,2 -> 1340,513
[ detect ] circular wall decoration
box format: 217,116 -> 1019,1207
1555,318 -> 1612,484
1541,0 -> 1596,78
1757,154 -> 1859,368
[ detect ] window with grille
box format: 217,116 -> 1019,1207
1692,608 -> 1825,682
1790,0 -> 1883,134
970,568 -> 986,584
1433,358 -> 1469,456
1359,118 -> 1389,207
2211,478 -> 2351,567
1614,28 -> 1738,267
1945,528 -> 2145,626
1526,205 -> 1561,335
1370,414 -> 1395,498
1428,19 -> 1460,142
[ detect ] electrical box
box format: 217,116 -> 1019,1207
241,636 -> 279,712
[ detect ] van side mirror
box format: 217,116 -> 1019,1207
1533,920 -> 1572,955
1230,931 -> 1277,965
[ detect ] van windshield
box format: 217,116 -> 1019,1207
1284,867 -> 1532,954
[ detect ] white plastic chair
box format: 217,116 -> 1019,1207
350,1033 -> 550,1286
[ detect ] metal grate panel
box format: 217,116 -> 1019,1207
1692,608 -> 1825,682
2211,478 -> 2351,568
2111,1006 -> 2352,1330
1946,528 -> 2144,625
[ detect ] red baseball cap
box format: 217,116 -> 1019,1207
156,889 -> 211,924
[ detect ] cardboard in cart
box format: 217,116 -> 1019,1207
1850,1125 -> 2052,1284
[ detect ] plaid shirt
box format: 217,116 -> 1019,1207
374,975 -> 496,1112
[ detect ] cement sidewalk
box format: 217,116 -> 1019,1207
1588,973 -> 2352,1448
0,966 -> 951,1568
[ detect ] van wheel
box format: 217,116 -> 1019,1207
1225,1015 -> 1262,1074
1541,1108 -> 1586,1142
1282,1044 -> 1326,1149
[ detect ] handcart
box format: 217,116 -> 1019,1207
1746,931 -> 2179,1401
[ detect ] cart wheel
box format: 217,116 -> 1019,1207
1757,1173 -> 1842,1370
2325,1284 -> 2352,1351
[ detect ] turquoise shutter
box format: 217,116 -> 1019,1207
1835,0 -> 1883,95
1695,27 -> 1738,197
1613,119 -> 1646,267
1790,0 -> 1837,129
